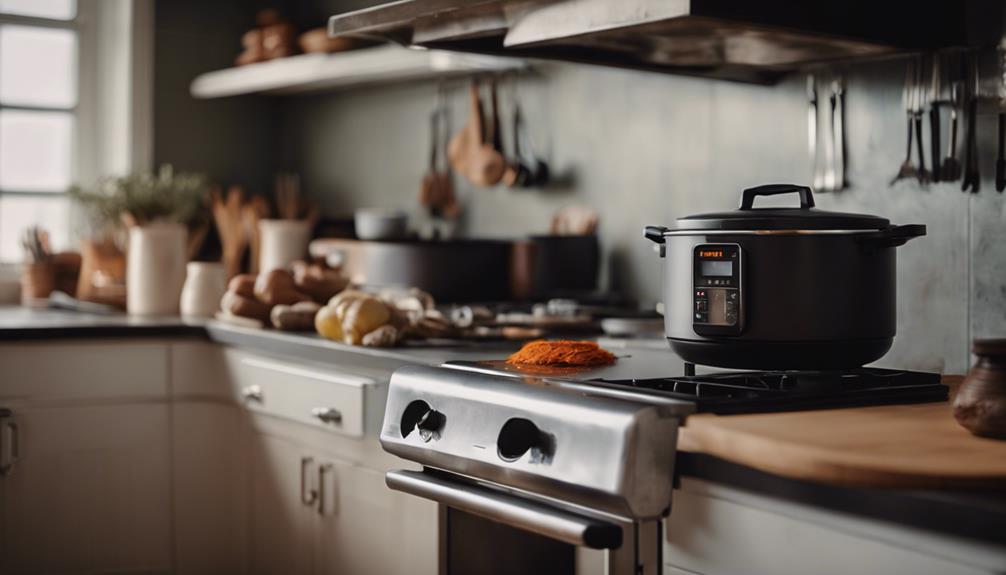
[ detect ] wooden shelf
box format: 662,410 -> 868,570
190,44 -> 527,99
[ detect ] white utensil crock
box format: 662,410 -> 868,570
259,219 -> 311,272
180,261 -> 226,318
127,222 -> 187,316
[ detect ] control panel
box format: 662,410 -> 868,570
693,243 -> 743,336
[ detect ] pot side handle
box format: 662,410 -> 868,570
644,225 -> 668,258
740,184 -> 815,210
858,224 -> 927,248
644,225 -> 668,244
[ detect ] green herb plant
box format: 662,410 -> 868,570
70,165 -> 210,228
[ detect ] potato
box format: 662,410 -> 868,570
314,304 -> 344,341
271,301 -> 320,331
227,274 -> 257,299
221,291 -> 271,323
254,269 -> 310,306
342,297 -> 391,345
361,324 -> 399,347
328,289 -> 367,318
293,262 -> 349,303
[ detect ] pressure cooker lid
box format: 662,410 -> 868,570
676,185 -> 890,231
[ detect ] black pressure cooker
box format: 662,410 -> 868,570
645,184 -> 926,370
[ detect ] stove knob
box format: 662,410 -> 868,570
400,400 -> 445,442
416,409 -> 446,442
497,418 -> 541,461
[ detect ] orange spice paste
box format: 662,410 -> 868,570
506,340 -> 617,367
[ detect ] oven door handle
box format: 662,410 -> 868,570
386,469 -> 623,550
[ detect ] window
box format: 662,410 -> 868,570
0,0 -> 77,262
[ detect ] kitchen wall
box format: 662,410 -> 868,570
153,0 -> 278,191
153,1 -> 1006,375
274,56 -> 1006,375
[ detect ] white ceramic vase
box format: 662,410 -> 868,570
180,261 -> 227,318
259,219 -> 311,272
127,222 -> 187,316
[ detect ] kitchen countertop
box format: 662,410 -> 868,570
1,305 -> 1004,545
0,306 -> 688,376
207,320 -> 688,378
0,306 -> 206,340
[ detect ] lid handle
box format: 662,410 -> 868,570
740,184 -> 815,210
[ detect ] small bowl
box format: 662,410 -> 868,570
354,210 -> 408,241
600,317 -> 665,338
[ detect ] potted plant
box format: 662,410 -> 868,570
71,165 -> 210,315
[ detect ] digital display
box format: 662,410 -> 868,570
698,249 -> 724,258
701,260 -> 733,277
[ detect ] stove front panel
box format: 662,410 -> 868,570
379,365 -> 683,519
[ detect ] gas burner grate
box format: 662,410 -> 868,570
593,368 -> 947,414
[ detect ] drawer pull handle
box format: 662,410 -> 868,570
241,385 -> 263,403
300,457 -> 318,506
0,421 -> 18,476
318,463 -> 334,516
311,407 -> 343,424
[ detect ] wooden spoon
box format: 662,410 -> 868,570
448,80 -> 504,187
212,185 -> 249,279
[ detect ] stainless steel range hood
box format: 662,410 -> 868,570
328,0 -> 968,84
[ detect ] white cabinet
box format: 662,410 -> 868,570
314,454 -> 438,575
248,431 -> 316,575
665,478 -> 1006,575
0,339 -> 436,575
245,427 -> 438,575
172,402 -> 248,575
0,340 -> 168,402
0,403 -> 171,574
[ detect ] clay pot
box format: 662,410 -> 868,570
20,262 -> 55,304
953,339 -> 1006,439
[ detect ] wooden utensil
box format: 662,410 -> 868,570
242,195 -> 271,274
212,185 -> 249,279
448,80 -> 504,187
275,172 -> 320,227
276,173 -> 299,219
420,94 -> 460,219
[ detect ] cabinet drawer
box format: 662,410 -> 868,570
227,350 -> 373,438
0,340 -> 169,402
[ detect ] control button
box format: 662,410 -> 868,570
416,409 -> 446,442
400,400 -> 445,442
725,313 -> 737,325
727,291 -> 738,302
695,290 -> 706,298
695,300 -> 708,312
497,418 -> 542,461
694,312 -> 707,322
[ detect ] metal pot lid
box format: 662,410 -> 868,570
675,185 -> 890,231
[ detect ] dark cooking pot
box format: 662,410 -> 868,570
510,235 -> 599,300
645,184 -> 926,370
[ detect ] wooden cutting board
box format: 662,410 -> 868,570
679,395 -> 1006,489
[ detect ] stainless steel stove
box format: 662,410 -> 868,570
378,360 -> 946,575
